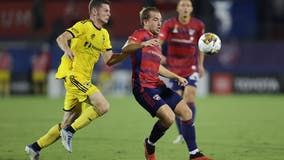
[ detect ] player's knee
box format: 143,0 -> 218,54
177,105 -> 192,121
165,116 -> 175,127
181,108 -> 192,121
161,113 -> 175,127
100,101 -> 110,114
93,101 -> 110,115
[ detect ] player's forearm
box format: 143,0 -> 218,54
56,32 -> 72,53
159,65 -> 179,80
199,51 -> 205,65
106,52 -> 130,66
121,43 -> 143,54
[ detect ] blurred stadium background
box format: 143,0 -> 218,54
0,0 -> 284,96
1,1 -> 284,160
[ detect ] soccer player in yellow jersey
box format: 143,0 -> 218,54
25,0 -> 128,159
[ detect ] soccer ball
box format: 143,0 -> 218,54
198,32 -> 221,55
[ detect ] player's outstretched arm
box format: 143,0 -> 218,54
103,51 -> 130,66
122,38 -> 160,53
159,65 -> 188,86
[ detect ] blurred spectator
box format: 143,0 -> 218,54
48,0 -> 81,44
32,0 -> 45,31
192,0 -> 217,33
260,0 -> 284,39
31,43 -> 51,95
0,48 -> 12,97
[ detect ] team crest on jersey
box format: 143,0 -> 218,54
102,35 -> 105,42
172,24 -> 179,33
91,34 -> 96,39
188,29 -> 196,35
153,94 -> 161,101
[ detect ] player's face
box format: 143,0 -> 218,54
96,4 -> 111,24
145,11 -> 162,35
177,0 -> 193,17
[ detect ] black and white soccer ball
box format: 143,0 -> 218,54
198,32 -> 221,55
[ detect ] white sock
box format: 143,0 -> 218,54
147,139 -> 156,146
190,148 -> 200,155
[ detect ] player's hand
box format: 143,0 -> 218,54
160,55 -> 167,64
141,38 -> 160,47
199,65 -> 205,78
65,49 -> 75,61
176,76 -> 188,86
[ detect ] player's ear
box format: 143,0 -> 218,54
143,19 -> 148,26
90,7 -> 97,16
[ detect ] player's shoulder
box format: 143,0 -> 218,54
163,17 -> 177,25
134,28 -> 147,33
78,19 -> 92,24
191,17 -> 205,26
72,19 -> 91,26
131,28 -> 148,37
101,27 -> 109,34
129,28 -> 147,41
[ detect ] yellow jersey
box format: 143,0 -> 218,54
55,19 -> 112,81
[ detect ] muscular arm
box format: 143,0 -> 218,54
104,38 -> 161,66
122,39 -> 160,53
56,31 -> 74,60
159,65 -> 188,86
102,50 -> 130,66
159,64 -> 178,80
101,40 -> 133,66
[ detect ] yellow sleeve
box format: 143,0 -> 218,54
66,20 -> 86,38
102,29 -> 112,52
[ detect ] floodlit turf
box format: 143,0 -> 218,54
0,94 -> 284,160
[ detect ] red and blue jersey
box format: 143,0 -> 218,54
159,17 -> 205,77
128,29 -> 164,89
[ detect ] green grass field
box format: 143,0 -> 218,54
0,94 -> 284,160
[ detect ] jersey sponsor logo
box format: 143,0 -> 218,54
148,50 -> 161,59
102,35 -> 106,43
91,34 -> 96,39
153,94 -> 161,101
84,41 -> 101,52
171,38 -> 193,44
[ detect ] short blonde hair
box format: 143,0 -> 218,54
139,7 -> 160,26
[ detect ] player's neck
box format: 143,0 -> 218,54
90,17 -> 103,29
178,15 -> 191,25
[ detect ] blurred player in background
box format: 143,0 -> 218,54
25,0 -> 127,159
119,7 -> 212,160
31,43 -> 51,95
0,48 -> 12,97
159,0 -> 206,144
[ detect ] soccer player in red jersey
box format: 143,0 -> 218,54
159,0 -> 206,145
119,6 -> 212,160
